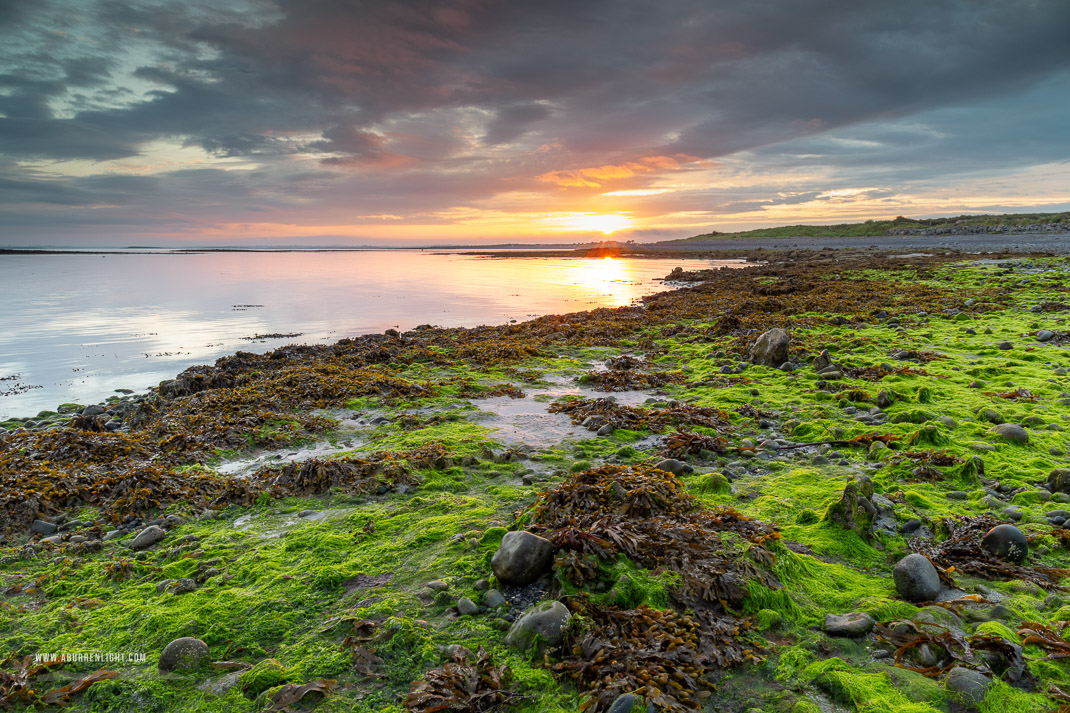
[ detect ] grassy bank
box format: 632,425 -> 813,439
1,251 -> 1069,712
679,212 -> 1070,241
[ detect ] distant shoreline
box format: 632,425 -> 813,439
4,231 -> 1070,259
0,245 -> 591,255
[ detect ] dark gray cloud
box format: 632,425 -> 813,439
0,0 -> 1068,243
482,103 -> 553,145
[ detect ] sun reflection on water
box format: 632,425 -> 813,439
0,251 -> 738,417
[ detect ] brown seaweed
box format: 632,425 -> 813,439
404,647 -> 517,713
911,516 -> 1070,589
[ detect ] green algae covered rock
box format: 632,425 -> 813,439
987,423 -> 1029,444
1048,468 -> 1070,494
505,600 -> 571,655
240,658 -> 290,697
945,666 -> 990,708
823,477 -> 876,540
891,409 -> 937,424
692,472 -> 730,495
158,637 -> 210,673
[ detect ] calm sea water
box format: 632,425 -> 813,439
0,251 -> 736,418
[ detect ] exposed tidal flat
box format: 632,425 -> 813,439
1,250 -> 1070,712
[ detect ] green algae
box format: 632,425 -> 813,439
3,253 -> 1070,712
799,657 -> 942,713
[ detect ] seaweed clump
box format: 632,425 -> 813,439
553,600 -> 713,713
578,369 -> 686,392
874,618 -> 1035,686
549,398 -> 732,434
0,431 -> 433,534
404,647 -> 517,713
658,431 -> 729,458
911,516 -> 1070,589
524,465 -> 779,711
0,657 -> 117,708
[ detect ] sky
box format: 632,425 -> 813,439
1,0 -> 1069,247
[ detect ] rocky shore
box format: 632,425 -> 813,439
885,221 -> 1070,237
1,249 -> 1069,712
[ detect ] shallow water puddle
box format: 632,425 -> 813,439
215,422 -> 367,477
233,507 -> 350,539
473,372 -> 657,448
215,438 -> 361,476
211,408 -> 374,476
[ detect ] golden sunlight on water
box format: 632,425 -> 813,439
0,251 -> 738,417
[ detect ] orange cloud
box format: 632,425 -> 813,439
536,154 -> 700,188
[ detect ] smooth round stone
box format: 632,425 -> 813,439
128,525 -> 167,550
483,589 -> 507,608
31,519 -> 58,535
987,423 -> 1029,444
981,524 -> 1028,564
900,519 -> 923,534
158,637 -> 210,673
654,458 -> 693,475
456,597 -> 479,615
945,666 -> 991,707
893,554 -> 941,602
505,601 -> 572,652
822,612 -> 876,638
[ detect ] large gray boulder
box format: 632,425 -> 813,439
491,531 -> 554,585
893,554 -> 941,602
981,524 -> 1028,564
748,329 -> 791,367
505,600 -> 571,654
945,666 -> 991,709
129,525 -> 167,550
159,637 -> 210,673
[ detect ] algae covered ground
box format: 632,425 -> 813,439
1,251 -> 1070,712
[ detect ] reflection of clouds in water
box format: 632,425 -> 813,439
7,305 -> 272,372
0,253 -> 730,418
